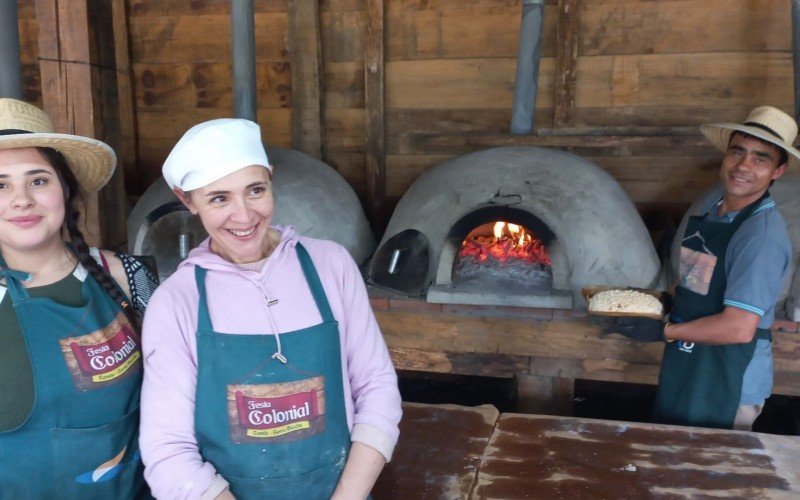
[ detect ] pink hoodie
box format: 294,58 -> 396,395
139,226 -> 401,499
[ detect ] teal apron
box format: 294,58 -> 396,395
194,243 -> 350,499
652,193 -> 771,429
0,255 -> 145,498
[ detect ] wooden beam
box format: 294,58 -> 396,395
95,0 -> 128,249
364,0 -> 386,229
389,347 -> 529,378
34,0 -> 93,141
415,132 -> 710,155
34,0 -> 128,248
288,0 -> 324,158
553,0 -> 580,128
111,0 -> 140,195
537,126 -> 699,137
35,0 -> 101,245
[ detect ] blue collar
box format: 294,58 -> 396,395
704,195 -> 775,223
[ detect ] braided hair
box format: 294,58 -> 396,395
37,147 -> 141,329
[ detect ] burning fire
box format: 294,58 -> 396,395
459,221 -> 551,266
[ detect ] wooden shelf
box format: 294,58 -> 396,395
373,298 -> 800,400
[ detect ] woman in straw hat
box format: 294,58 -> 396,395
603,105 -> 797,430
0,98 -> 157,497
139,118 -> 401,499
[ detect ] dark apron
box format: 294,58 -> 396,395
194,243 -> 350,499
0,256 -> 145,499
652,193 -> 771,429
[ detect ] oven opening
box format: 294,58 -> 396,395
426,205 -> 571,308
455,221 -> 552,293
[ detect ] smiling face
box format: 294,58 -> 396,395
720,133 -> 787,212
177,165 -> 275,264
0,147 -> 67,258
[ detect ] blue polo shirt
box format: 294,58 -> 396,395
702,194 -> 792,405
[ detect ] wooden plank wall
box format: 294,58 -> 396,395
17,0 -> 41,106
17,0 -> 130,247
16,0 -> 794,224
380,0 -> 792,214
124,0 -> 293,195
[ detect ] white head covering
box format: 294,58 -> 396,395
162,118 -> 271,191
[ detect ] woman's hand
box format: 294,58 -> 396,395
331,442 -> 386,500
214,489 -> 236,500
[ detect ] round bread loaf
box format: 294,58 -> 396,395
588,289 -> 663,315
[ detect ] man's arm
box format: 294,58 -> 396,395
664,305 -> 761,344
665,212 -> 789,345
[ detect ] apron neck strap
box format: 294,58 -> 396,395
194,266 -> 214,332
0,252 -> 32,292
729,190 -> 771,229
193,242 -> 336,331
294,243 -> 335,323
0,267 -> 32,282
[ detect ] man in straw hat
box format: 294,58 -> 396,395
605,106 -> 797,430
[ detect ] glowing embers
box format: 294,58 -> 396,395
455,221 -> 552,290
459,222 -> 550,266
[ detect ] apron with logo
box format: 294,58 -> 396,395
652,193 -> 771,429
194,243 -> 350,499
0,255 -> 145,499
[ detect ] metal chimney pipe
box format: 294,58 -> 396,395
510,0 -> 545,135
793,0 -> 800,122
231,0 -> 257,121
0,0 -> 24,99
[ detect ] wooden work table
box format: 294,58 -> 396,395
372,299 -> 800,413
374,402 -> 800,499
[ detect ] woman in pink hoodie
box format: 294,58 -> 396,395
139,119 -> 402,500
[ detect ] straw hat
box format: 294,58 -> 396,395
701,106 -> 800,170
0,98 -> 116,194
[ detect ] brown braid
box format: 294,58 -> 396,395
37,148 -> 141,330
